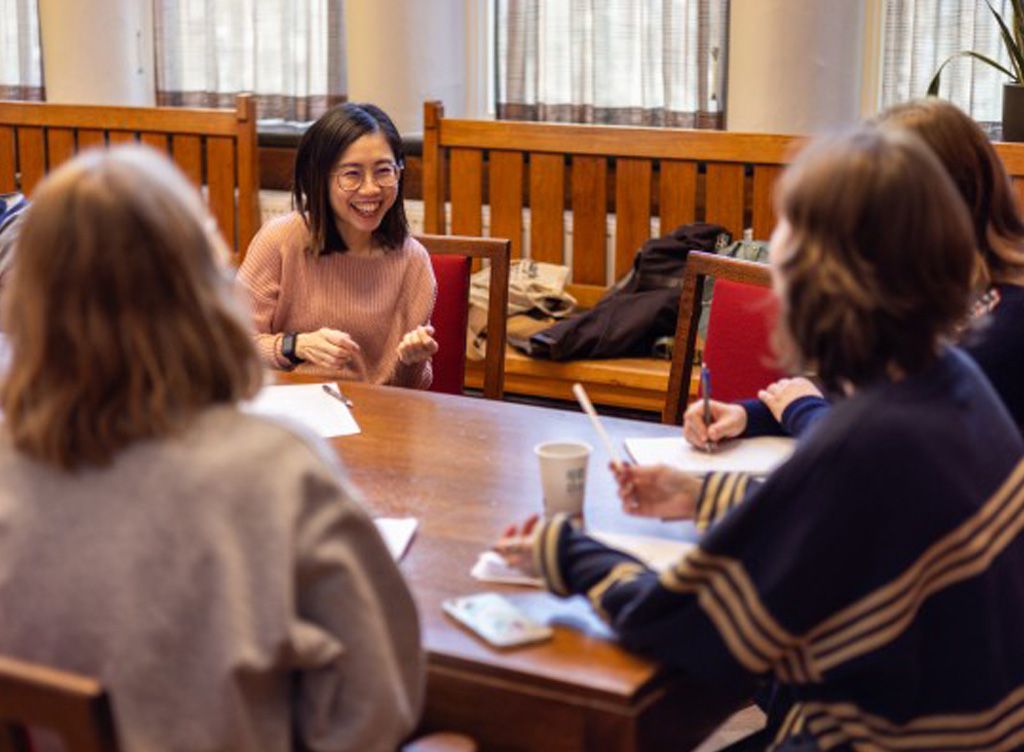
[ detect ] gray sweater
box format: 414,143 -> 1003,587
0,406 -> 424,751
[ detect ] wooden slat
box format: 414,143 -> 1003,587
171,135 -> 202,187
76,129 -> 105,150
571,155 -> 608,285
140,132 -> 170,154
46,128 -> 75,170
449,148 -> 483,236
0,127 -> 16,191
614,158 -> 652,280
441,118 -> 799,163
422,101 -> 446,234
752,165 -> 783,240
206,136 -> 236,249
0,100 -> 242,136
659,160 -> 697,234
17,127 -> 45,195
107,131 -> 137,146
488,150 -> 524,259
233,94 -> 261,260
528,153 -> 565,265
704,163 -> 745,238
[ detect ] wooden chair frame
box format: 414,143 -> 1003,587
0,654 -> 119,752
0,94 -> 260,260
663,251 -> 774,425
416,234 -> 511,400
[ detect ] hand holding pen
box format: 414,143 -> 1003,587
681,392 -> 748,451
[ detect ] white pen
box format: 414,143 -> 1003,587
322,383 -> 354,408
571,382 -> 624,467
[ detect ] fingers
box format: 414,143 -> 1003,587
397,325 -> 439,365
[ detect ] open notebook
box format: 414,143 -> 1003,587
624,436 -> 795,476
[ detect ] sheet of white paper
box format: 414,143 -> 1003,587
589,530 -> 695,571
471,551 -> 543,587
624,436 -> 795,476
375,517 -> 419,561
241,383 -> 360,438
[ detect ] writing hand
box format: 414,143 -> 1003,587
611,462 -> 701,519
682,399 -> 747,449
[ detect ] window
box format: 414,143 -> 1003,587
154,0 -> 346,122
881,0 -> 1014,131
496,0 -> 728,128
0,0 -> 43,100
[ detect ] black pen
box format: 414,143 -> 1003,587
701,365 -> 713,454
322,383 -> 354,408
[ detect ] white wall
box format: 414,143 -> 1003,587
344,0 -> 468,133
38,0 -> 154,106
726,0 -> 866,134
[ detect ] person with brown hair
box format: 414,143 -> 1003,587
238,102 -> 437,388
500,127 -> 1024,750
0,147 -> 424,751
695,97 -> 1024,442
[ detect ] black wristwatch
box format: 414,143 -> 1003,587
281,332 -> 303,366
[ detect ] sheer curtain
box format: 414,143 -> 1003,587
496,0 -> 728,128
154,0 -> 346,122
0,0 -> 43,100
881,0 -> 1013,131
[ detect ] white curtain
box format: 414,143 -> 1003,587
154,0 -> 346,122
882,0 -> 1014,131
0,0 -> 43,100
497,0 -> 728,128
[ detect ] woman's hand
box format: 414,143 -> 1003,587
397,324 -> 438,366
757,377 -> 822,422
494,514 -> 541,577
296,328 -> 361,370
611,463 -> 701,519
682,399 -> 747,449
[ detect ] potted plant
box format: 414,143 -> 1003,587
928,0 -> 1024,141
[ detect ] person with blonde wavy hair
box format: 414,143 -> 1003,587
499,127 -> 1024,750
0,147 -> 423,751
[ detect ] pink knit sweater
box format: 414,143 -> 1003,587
237,212 -> 435,388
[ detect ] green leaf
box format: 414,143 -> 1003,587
1011,0 -> 1024,56
928,50 -> 1019,96
986,0 -> 1024,82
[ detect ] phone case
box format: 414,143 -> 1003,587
442,593 -> 553,648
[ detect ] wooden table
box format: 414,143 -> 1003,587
305,381 -> 749,751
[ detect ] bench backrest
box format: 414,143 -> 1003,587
0,94 -> 260,260
423,101 -> 1024,306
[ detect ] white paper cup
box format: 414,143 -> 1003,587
535,440 -> 592,518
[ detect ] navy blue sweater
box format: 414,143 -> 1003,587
743,283 -> 1024,440
536,349 -> 1024,751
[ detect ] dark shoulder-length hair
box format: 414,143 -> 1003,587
0,146 -> 263,470
292,102 -> 409,256
877,98 -> 1024,284
773,126 -> 976,392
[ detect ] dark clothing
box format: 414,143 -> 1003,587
536,349 -> 1024,751
742,283 -> 1024,440
528,223 -> 728,360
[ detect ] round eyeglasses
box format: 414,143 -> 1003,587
334,162 -> 403,192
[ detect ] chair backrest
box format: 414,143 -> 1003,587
0,94 -> 261,261
428,253 -> 471,395
664,251 -> 777,424
0,654 -> 119,752
416,234 -> 511,400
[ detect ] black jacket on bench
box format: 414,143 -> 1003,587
527,222 -> 728,361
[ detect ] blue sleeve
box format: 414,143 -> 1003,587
741,399 -> 785,437
780,396 -> 831,437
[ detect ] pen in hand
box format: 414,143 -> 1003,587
701,365 -> 713,454
322,383 -> 354,408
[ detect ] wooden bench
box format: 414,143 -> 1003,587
0,94 -> 261,259
423,101 -> 1024,413
422,100 -> 797,412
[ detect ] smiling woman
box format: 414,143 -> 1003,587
237,102 -> 438,388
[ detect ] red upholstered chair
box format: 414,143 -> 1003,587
417,235 -> 511,400
664,251 -> 780,424
427,254 -> 471,395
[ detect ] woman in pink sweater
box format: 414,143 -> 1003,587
239,103 -> 437,388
